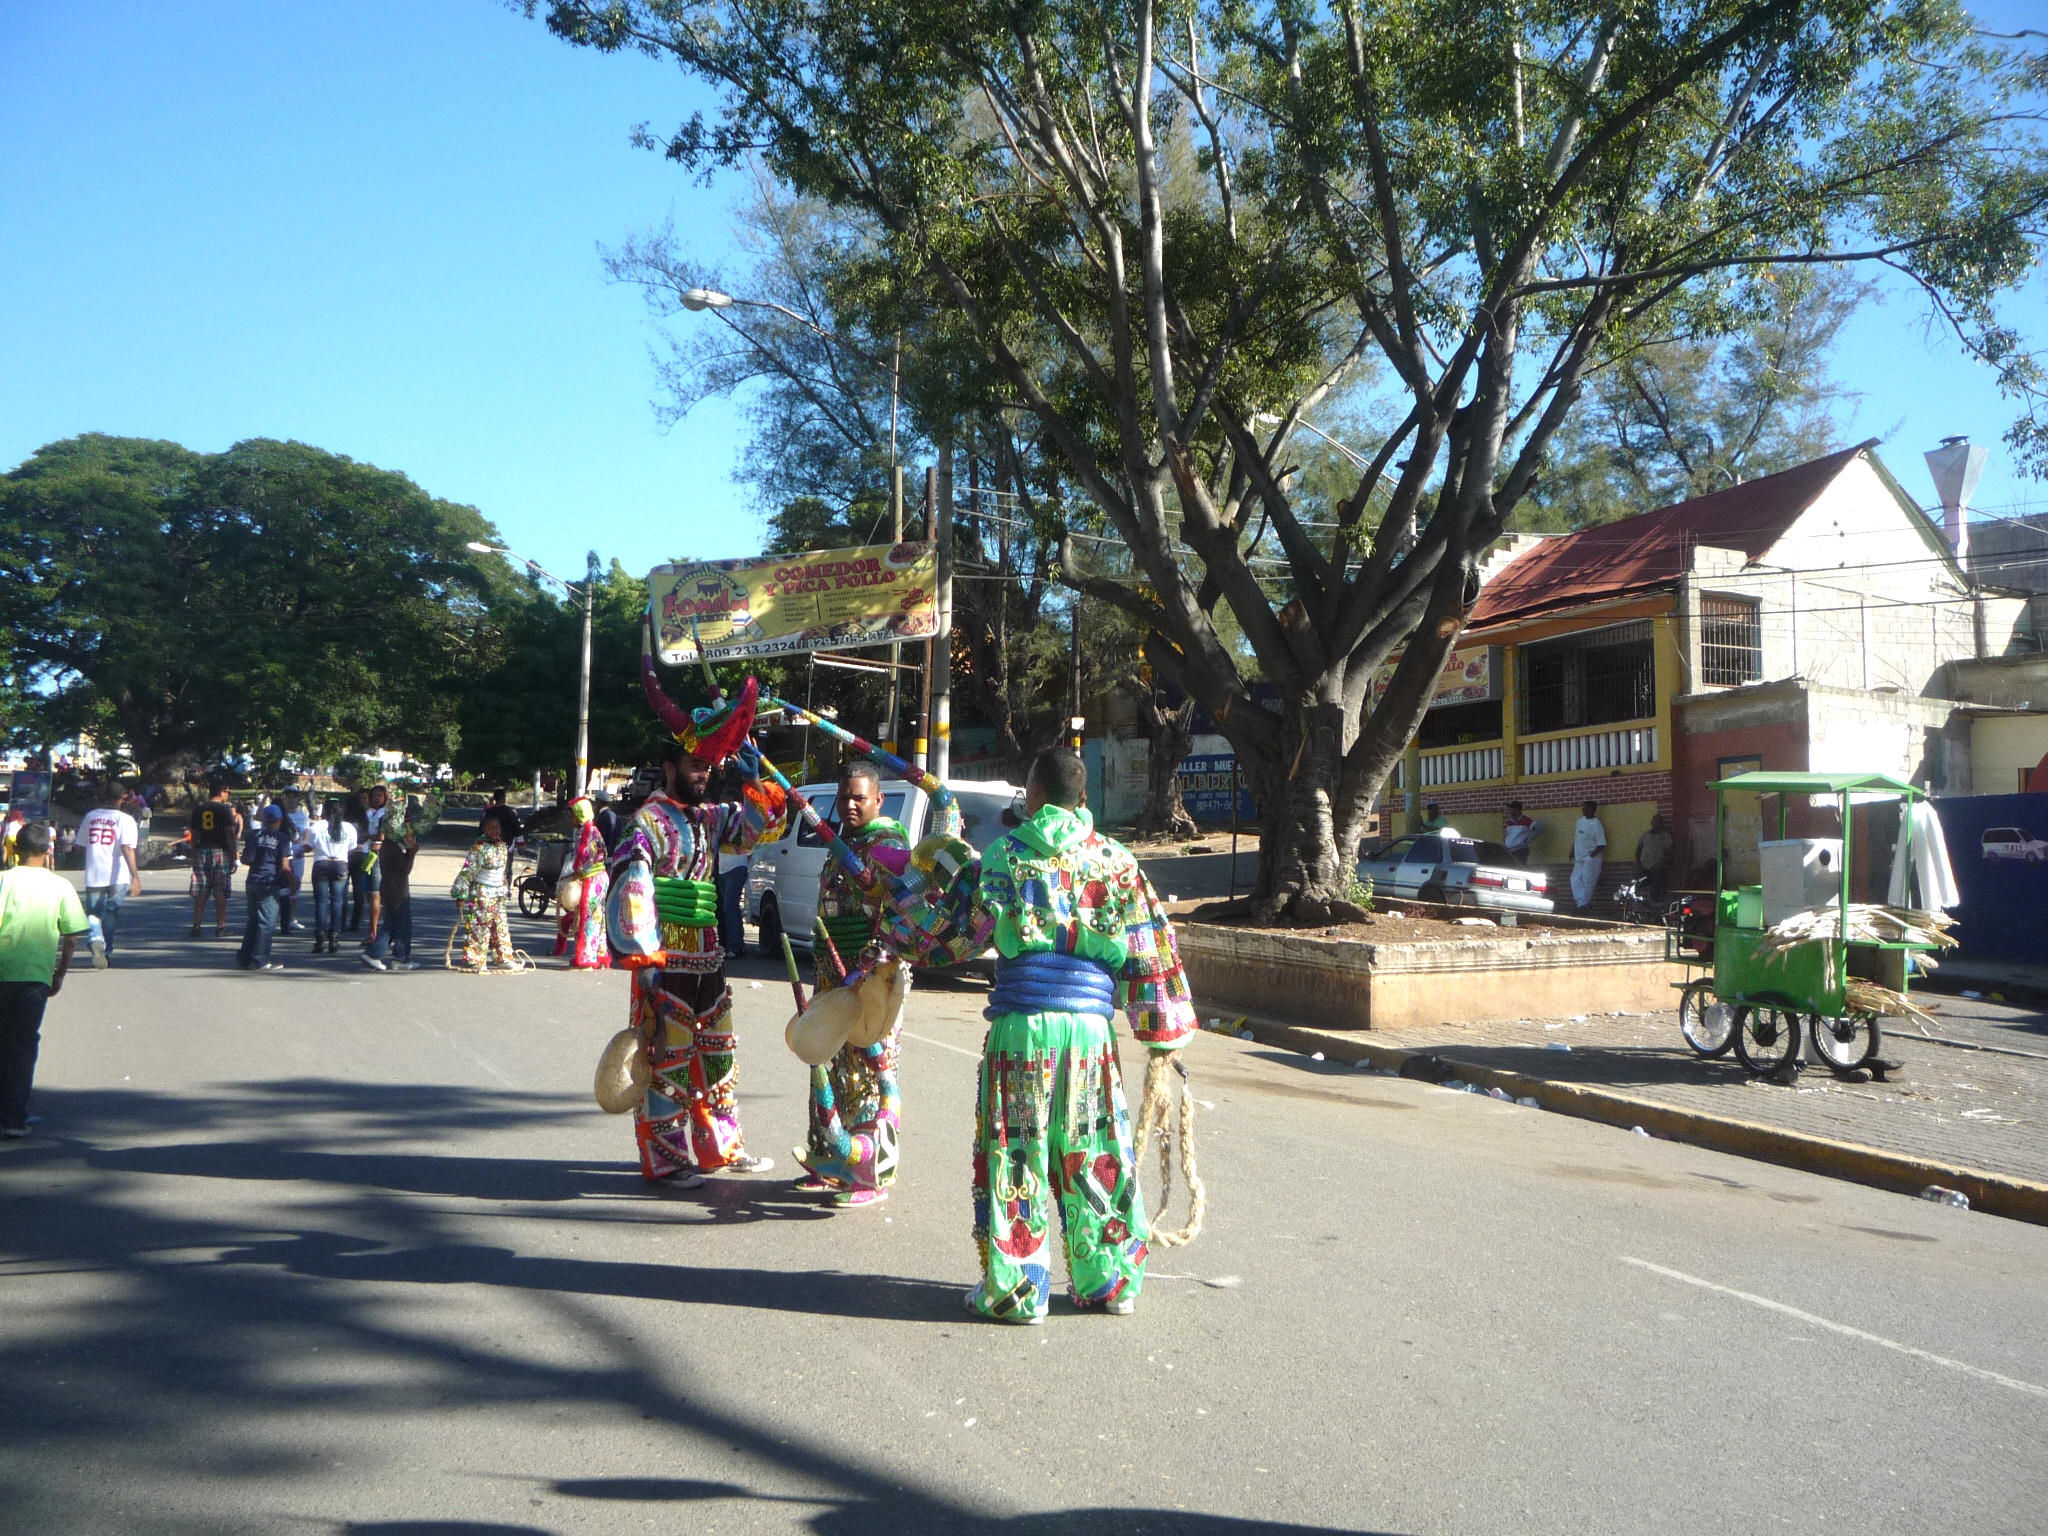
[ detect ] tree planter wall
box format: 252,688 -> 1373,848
1175,920 -> 1684,1031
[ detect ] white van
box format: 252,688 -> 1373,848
744,776 -> 1024,957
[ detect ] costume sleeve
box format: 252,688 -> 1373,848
1116,864 -> 1197,1050
866,835 -> 1004,971
717,780 -> 787,855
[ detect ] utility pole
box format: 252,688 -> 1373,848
1069,600 -> 1085,751
930,438 -> 955,780
884,464 -> 904,753
915,466 -> 936,772
575,550 -> 596,800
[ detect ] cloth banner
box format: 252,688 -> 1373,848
651,543 -> 939,663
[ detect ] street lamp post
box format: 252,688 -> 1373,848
469,542 -> 594,801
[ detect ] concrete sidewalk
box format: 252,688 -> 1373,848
1214,988 -> 2048,1223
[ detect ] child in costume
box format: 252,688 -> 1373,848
553,796 -> 611,969
450,808 -> 516,971
606,635 -> 785,1184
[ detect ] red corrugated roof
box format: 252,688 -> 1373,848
1470,441 -> 1875,629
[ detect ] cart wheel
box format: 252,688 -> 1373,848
516,878 -> 550,919
1811,1010 -> 1882,1075
1732,1006 -> 1805,1075
1677,980 -> 1737,1059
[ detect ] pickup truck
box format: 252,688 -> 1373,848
744,776 -> 1025,957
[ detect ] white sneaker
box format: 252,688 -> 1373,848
391,960 -> 420,972
724,1153 -> 776,1174
360,954 -> 389,972
1105,1297 -> 1136,1316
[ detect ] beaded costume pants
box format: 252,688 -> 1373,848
797,969 -> 902,1193
971,1009 -> 1149,1322
632,959 -> 745,1178
456,895 -> 512,968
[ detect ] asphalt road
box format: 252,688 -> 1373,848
4,867 -> 2045,1535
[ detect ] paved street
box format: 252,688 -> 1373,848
5,868 -> 2047,1534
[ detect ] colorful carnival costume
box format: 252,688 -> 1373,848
895,802 -> 1195,1324
796,813 -> 913,1204
608,649 -> 785,1182
553,798 -> 611,969
449,838 -> 514,970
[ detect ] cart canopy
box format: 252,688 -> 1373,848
1710,769 -> 1922,798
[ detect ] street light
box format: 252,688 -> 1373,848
469,541 -> 595,801
1254,410 -> 1372,472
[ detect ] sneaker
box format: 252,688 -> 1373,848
90,941 -> 108,970
360,954 -> 389,972
258,961 -> 285,972
190,925 -> 202,939
1104,1297 -> 1136,1316
833,1188 -> 888,1210
792,1173 -> 833,1194
391,960 -> 420,972
723,1153 -> 775,1175
964,1288 -> 1043,1325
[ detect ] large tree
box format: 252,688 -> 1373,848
540,0 -> 2047,917
1,435 -> 512,780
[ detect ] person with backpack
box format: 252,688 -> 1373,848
187,785 -> 242,938
236,805 -> 298,972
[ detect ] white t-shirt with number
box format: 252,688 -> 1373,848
79,807 -> 139,888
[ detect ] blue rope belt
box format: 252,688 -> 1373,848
986,949 -> 1117,1020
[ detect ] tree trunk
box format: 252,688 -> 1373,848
1131,692 -> 1197,838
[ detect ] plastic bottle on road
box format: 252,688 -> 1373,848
1919,1186 -> 1970,1209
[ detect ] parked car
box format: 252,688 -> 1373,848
746,777 -> 1025,958
1356,828 -> 1555,914
1981,826 -> 2048,863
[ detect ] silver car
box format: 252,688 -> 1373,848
1357,828 -> 1555,914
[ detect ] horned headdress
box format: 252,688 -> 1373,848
641,615 -> 757,763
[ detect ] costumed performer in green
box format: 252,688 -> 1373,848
878,747 -> 1196,1324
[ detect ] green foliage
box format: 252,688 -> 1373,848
1345,872 -> 1376,913
0,434 -> 513,780
1527,268 -> 1868,529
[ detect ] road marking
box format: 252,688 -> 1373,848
1622,1256 -> 2048,1401
902,1030 -> 980,1059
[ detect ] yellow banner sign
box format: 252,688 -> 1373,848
1371,644 -> 1500,710
650,543 -> 940,663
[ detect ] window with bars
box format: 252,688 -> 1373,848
1700,596 -> 1762,687
1520,621 -> 1655,734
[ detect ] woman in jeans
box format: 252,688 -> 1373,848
305,799 -> 357,955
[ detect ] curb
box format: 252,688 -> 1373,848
1216,1014 -> 2048,1227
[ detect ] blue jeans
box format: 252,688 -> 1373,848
718,862 -> 749,957
238,882 -> 281,967
312,862 -> 347,934
367,898 -> 412,961
83,886 -> 126,959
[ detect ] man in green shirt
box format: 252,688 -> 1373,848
0,822 -> 90,1137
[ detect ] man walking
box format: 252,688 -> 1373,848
1571,800 -> 1608,912
891,748 -> 1198,1324
0,823 -> 90,1138
237,805 -> 297,972
78,786 -> 142,964
187,785 -> 241,937
793,759 -> 911,1207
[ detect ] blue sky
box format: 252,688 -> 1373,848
4,2 -> 2045,589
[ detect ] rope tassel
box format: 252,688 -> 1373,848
1134,1052 -> 1206,1248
